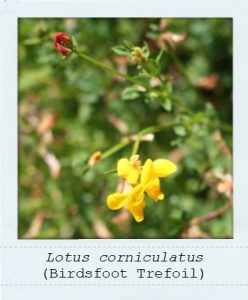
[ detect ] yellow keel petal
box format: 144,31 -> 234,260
128,199 -> 145,222
144,178 -> 164,201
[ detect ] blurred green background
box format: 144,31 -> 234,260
18,18 -> 232,239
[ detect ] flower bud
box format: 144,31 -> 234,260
88,151 -> 102,167
131,47 -> 144,63
54,32 -> 73,58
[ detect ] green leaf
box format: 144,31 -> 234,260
111,45 -> 130,56
71,36 -> 78,51
147,91 -> 159,102
162,98 -> 172,111
170,138 -> 183,146
122,87 -> 140,100
146,32 -> 159,40
156,49 -> 164,64
123,40 -> 134,49
146,59 -> 160,76
173,125 -> 187,136
163,81 -> 173,94
142,44 -> 150,61
149,23 -> 160,32
134,72 -> 151,86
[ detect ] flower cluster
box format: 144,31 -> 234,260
107,156 -> 177,222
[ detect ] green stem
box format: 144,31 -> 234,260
102,140 -> 130,159
104,169 -> 117,175
131,133 -> 142,157
82,140 -> 130,174
74,50 -> 145,87
131,122 -> 174,157
83,122 -> 174,174
138,123 -> 173,135
75,49 -> 191,108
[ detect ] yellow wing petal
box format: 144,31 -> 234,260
153,159 -> 177,177
107,193 -> 128,210
117,158 -> 132,178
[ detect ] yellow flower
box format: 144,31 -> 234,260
141,158 -> 177,201
117,155 -> 141,185
107,156 -> 177,222
107,184 -> 145,222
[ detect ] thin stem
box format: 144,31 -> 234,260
82,140 -> 130,174
74,50 -> 145,87
104,169 -> 117,175
74,49 -> 193,110
188,197 -> 232,226
131,133 -> 142,157
83,122 -> 174,174
102,140 -> 130,160
131,122 -> 174,157
138,123 -> 173,135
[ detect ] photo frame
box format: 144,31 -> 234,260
1,0 -> 248,299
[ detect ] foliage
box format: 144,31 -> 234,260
18,18 -> 232,239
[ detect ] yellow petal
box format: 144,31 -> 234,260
144,178 -> 164,201
153,159 -> 177,177
128,201 -> 145,222
107,193 -> 128,210
117,158 -> 141,184
127,184 -> 145,222
130,184 -> 144,206
128,198 -> 145,222
117,158 -> 132,178
140,159 -> 157,185
126,168 -> 140,185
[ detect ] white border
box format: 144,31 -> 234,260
1,0 -> 248,299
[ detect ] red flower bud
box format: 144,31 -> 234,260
54,32 -> 73,58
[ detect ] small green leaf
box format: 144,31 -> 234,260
149,23 -> 160,32
71,36 -> 78,51
171,138 -> 183,146
122,87 -> 140,100
146,32 -> 159,40
111,45 -> 130,56
123,40 -> 134,49
134,72 -> 151,86
173,125 -> 187,136
147,91 -> 159,102
146,59 -> 160,76
162,98 -> 172,111
163,81 -> 173,94
142,44 -> 150,61
156,49 -> 164,64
